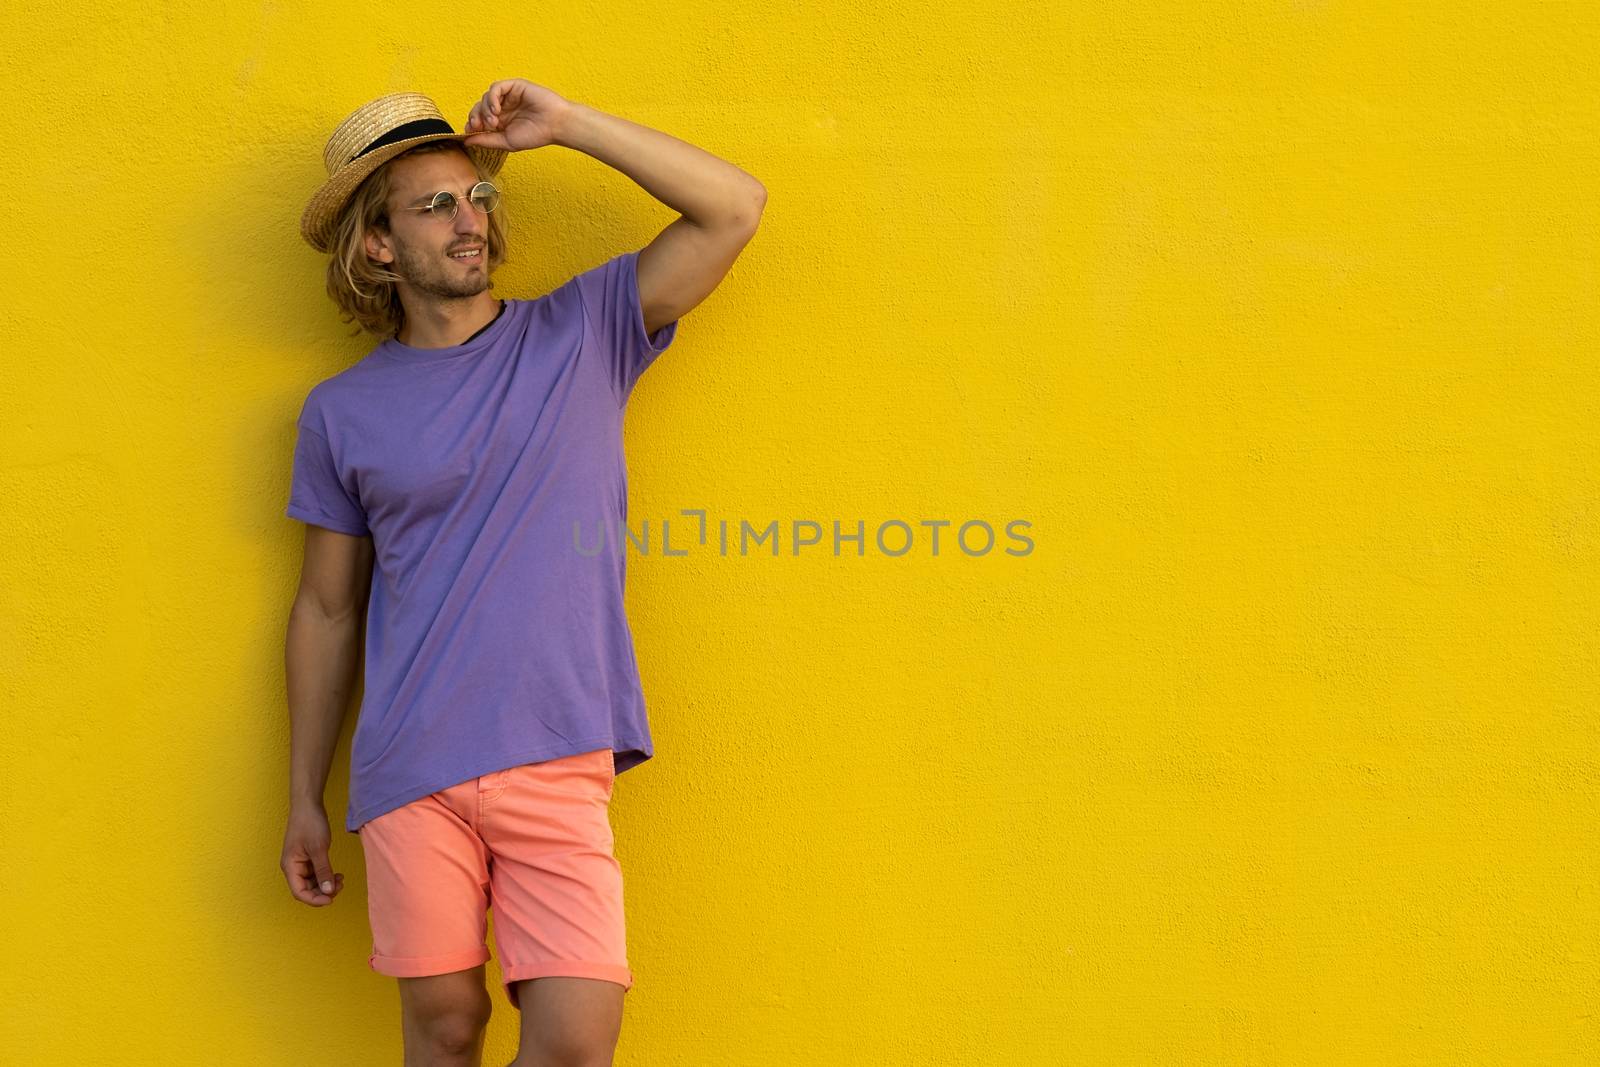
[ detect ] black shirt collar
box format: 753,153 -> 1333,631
461,298 -> 506,345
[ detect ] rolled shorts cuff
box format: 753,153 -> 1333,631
502,959 -> 634,992
370,945 -> 492,978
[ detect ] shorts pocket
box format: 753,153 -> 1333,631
531,749 -> 613,798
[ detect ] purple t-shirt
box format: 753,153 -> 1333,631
286,250 -> 678,832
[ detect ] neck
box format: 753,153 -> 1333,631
395,291 -> 502,348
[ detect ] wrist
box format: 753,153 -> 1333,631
552,100 -> 596,150
290,791 -> 326,813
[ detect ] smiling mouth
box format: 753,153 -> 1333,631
447,247 -> 483,263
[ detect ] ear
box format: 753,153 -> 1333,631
364,226 -> 394,265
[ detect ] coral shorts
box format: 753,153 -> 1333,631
356,747 -> 632,1010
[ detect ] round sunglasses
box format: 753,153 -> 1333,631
401,180 -> 502,222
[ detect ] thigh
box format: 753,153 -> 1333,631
478,748 -> 634,1010
359,784 -> 493,979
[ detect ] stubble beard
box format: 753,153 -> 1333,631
394,239 -> 490,301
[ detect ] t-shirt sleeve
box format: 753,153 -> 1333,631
573,248 -> 679,406
286,420 -> 370,537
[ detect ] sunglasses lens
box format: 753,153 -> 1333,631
430,191 -> 457,220
470,182 -> 500,213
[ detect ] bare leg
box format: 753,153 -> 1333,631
398,965 -> 494,1067
508,976 -> 625,1067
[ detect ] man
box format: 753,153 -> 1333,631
279,81 -> 764,1066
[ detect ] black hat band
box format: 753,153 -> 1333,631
352,118 -> 456,162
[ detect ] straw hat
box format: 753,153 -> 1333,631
300,91 -> 509,253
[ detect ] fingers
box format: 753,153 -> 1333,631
313,857 -> 338,897
467,100 -> 500,133
291,868 -> 345,907
468,79 -> 528,134
283,851 -> 345,907
487,79 -> 522,119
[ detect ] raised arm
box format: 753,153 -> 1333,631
463,79 -> 766,334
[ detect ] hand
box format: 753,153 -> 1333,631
462,79 -> 573,152
281,805 -> 345,907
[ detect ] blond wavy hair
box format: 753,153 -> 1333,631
323,140 -> 509,340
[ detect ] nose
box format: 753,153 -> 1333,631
454,195 -> 486,237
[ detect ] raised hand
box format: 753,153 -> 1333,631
462,79 -> 574,152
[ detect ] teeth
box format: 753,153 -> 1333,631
449,249 -> 480,258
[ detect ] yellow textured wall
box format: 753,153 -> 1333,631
3,2 -> 1596,1063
